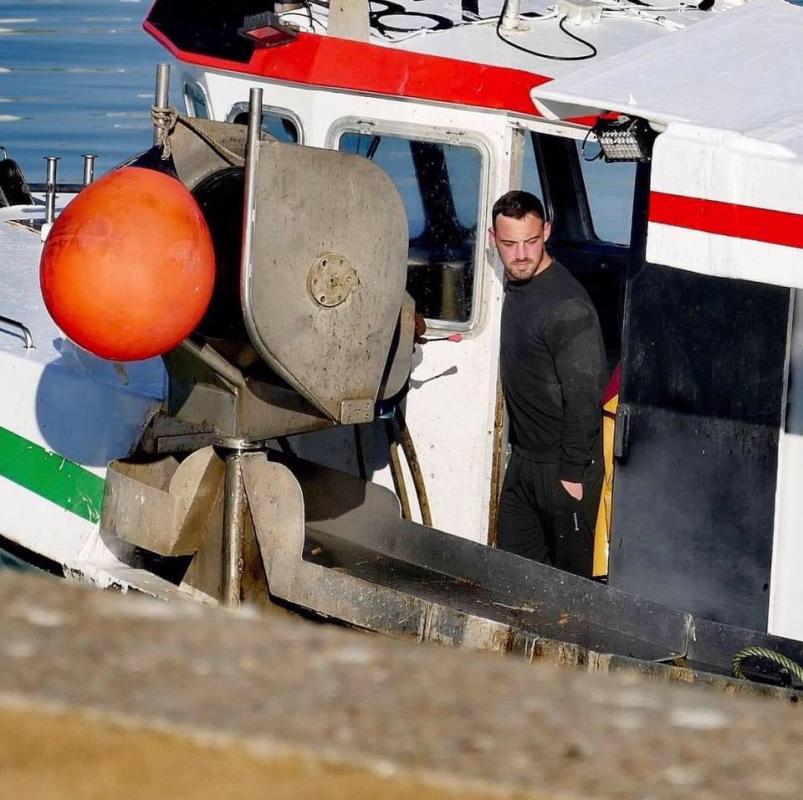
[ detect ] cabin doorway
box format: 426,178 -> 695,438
522,131 -> 790,630
500,128 -> 636,566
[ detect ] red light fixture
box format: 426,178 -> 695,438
238,11 -> 298,48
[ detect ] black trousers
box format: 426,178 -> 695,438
496,453 -> 603,578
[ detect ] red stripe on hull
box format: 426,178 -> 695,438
144,23 -> 551,116
649,192 -> 803,250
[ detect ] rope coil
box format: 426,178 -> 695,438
151,108 -> 248,167
732,646 -> 803,686
150,105 -> 179,159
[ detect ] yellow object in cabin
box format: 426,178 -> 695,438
593,391 -> 618,577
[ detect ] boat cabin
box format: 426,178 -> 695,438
141,0 -> 803,641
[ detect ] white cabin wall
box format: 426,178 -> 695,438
647,125 -> 803,290
184,67 -> 521,541
769,289 -> 803,640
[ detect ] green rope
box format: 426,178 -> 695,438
732,646 -> 803,686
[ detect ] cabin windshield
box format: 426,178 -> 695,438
338,129 -> 482,327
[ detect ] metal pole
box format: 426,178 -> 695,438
82,154 -> 96,185
501,0 -> 522,30
240,87 -> 263,299
44,156 -> 59,224
220,449 -> 246,607
153,63 -> 171,146
180,338 -> 246,390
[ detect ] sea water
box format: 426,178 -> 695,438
0,0 -> 167,184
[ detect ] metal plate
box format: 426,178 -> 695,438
243,141 -> 408,421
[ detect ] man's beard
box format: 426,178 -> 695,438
510,260 -> 536,275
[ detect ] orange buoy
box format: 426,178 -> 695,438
40,166 -> 215,361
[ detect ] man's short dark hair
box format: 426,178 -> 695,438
492,191 -> 545,228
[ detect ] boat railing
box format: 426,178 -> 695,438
0,315 -> 33,350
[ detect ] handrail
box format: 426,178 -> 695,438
27,182 -> 85,194
0,315 -> 33,350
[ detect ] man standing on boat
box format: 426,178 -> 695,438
491,190 -> 606,578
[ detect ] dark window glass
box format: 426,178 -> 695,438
339,130 -> 481,324
232,110 -> 299,144
522,133 -> 544,204
184,83 -> 209,119
575,141 -> 636,245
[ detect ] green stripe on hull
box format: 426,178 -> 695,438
0,426 -> 105,523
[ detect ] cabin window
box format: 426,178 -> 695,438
337,130 -> 482,326
229,106 -> 301,144
521,136 -> 544,204
575,142 -> 637,245
183,82 -> 210,120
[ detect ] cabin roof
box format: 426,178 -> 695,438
383,0 -> 701,80
144,0 -> 751,120
532,0 -> 803,157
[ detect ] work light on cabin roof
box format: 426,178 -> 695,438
592,115 -> 656,163
238,11 -> 298,48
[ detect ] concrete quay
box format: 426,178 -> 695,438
1,569 -> 802,799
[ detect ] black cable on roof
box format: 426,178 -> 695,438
495,0 -> 597,62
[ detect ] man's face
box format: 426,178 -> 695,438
490,212 -> 552,282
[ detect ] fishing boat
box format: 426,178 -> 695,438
2,0 -> 803,691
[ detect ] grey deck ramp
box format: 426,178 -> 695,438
247,454 -> 691,662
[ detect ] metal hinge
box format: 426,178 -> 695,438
613,402 -> 631,461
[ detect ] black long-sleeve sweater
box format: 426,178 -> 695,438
500,259 -> 607,482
